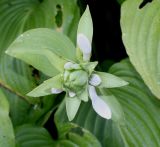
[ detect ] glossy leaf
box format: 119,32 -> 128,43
6,28 -> 77,77
0,89 -> 15,147
95,71 -> 128,88
27,74 -> 63,97
55,59 -> 160,147
121,0 -> 160,99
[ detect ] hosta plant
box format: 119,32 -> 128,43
6,6 -> 128,121
0,0 -> 160,146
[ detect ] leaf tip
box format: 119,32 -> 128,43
26,92 -> 36,97
122,80 -> 129,86
5,49 -> 13,56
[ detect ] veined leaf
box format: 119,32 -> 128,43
55,59 -> 160,147
6,28 -> 77,77
15,124 -> 55,147
15,124 -> 101,147
0,89 -> 15,147
121,0 -> 160,99
108,59 -> 160,146
100,94 -> 125,125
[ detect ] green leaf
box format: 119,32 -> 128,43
1,88 -> 57,127
57,123 -> 101,147
15,124 -> 101,147
95,71 -> 128,88
6,28 -> 77,77
121,0 -> 160,99
15,124 -> 55,147
0,89 -> 15,147
65,96 -> 81,121
27,74 -> 63,97
55,59 -> 160,147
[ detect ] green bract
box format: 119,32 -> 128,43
6,6 -> 128,121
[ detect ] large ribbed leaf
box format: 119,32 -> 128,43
0,89 -> 15,147
0,0 -> 79,103
55,59 -> 160,147
121,0 -> 160,99
15,124 -> 101,147
109,59 -> 160,147
15,125 -> 55,147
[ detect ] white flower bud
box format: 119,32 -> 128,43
77,33 -> 91,61
89,74 -> 101,86
69,91 -> 76,97
64,62 -> 74,70
51,88 -> 63,94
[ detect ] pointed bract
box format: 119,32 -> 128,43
65,96 -> 81,121
77,5 -> 93,42
27,74 -> 62,97
95,71 -> 129,88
